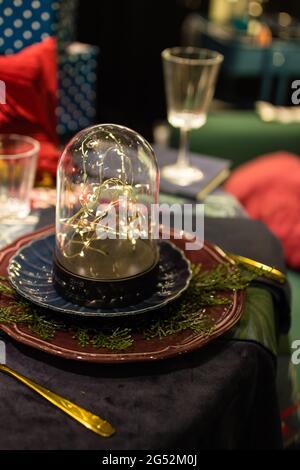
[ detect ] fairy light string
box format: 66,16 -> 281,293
58,129 -> 148,262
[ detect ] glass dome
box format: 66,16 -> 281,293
55,124 -> 159,282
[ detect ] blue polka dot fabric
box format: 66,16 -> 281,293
57,45 -> 98,136
0,0 -> 97,136
0,0 -> 78,54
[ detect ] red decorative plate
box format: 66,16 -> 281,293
0,226 -> 245,363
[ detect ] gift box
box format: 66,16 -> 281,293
0,0 -> 78,55
57,43 -> 98,136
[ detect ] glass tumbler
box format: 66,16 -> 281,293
0,134 -> 39,220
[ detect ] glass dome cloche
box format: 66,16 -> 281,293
53,124 -> 160,308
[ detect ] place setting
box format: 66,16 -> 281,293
1,0 -> 296,451
0,124 -> 252,367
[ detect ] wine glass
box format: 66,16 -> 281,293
161,47 -> 223,186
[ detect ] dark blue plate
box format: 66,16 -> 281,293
8,235 -> 192,318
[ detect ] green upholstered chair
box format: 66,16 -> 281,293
171,110 -> 300,168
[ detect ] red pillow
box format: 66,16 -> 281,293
0,37 -> 59,177
225,152 -> 300,268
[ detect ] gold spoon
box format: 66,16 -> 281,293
0,363 -> 115,438
227,252 -> 287,284
212,243 -> 287,284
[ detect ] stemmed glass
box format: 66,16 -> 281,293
161,47 -> 223,186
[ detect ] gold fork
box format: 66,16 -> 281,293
0,363 -> 115,438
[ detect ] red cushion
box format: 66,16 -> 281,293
0,38 -> 59,177
225,152 -> 300,268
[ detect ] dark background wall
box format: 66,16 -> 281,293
77,0 -> 300,140
77,0 -> 205,139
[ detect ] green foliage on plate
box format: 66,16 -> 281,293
0,264 -> 261,351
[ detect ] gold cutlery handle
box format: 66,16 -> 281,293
227,252 -> 287,284
211,243 -> 287,284
0,365 -> 115,437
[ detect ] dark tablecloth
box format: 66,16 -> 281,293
0,216 -> 290,450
